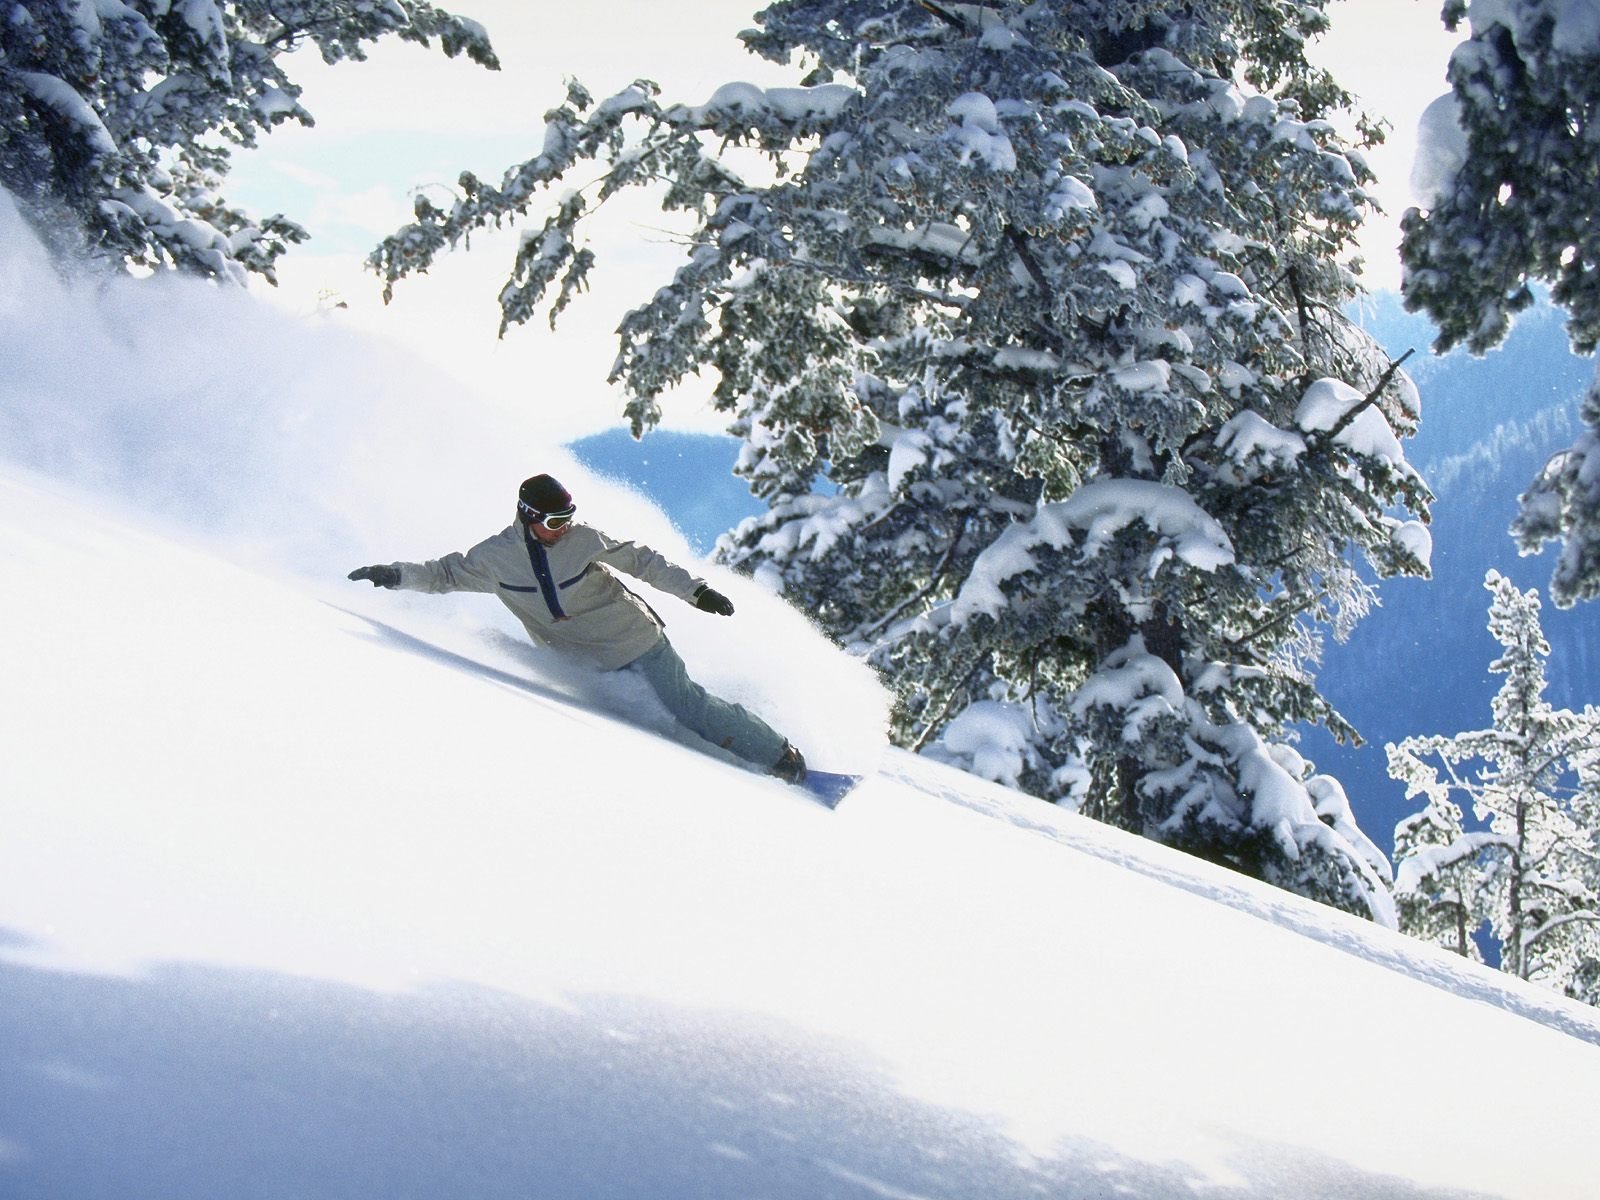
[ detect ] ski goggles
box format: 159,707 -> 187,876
519,500 -> 577,530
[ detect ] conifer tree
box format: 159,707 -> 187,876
1389,789 -> 1487,963
0,0 -> 497,281
1568,736 -> 1600,1003
1399,0 -> 1600,606
1388,572 -> 1600,999
371,0 -> 1427,920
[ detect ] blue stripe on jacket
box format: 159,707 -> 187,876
521,527 -> 566,619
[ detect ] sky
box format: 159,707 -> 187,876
223,0 -> 1464,446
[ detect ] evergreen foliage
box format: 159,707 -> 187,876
1398,0 -> 1600,606
370,0 -> 1430,921
0,0 -> 496,280
1388,571 -> 1600,1004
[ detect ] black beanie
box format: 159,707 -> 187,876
518,474 -> 573,516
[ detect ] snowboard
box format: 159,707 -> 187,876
800,769 -> 864,808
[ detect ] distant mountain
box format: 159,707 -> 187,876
1306,291 -> 1599,845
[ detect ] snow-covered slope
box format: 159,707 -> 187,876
5,184 -> 1600,1199
4,464 -> 1600,1200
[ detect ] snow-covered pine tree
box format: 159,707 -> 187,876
1569,733 -> 1600,1003
370,0 -> 1429,921
1388,572 -> 1600,1000
1388,785 -> 1487,963
0,0 -> 496,281
1398,0 -> 1600,607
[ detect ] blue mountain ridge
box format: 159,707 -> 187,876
1308,293 -> 1599,844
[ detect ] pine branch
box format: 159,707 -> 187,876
910,650 -> 991,752
1322,349 -> 1415,445
857,513 -> 970,641
915,0 -> 968,31
1005,225 -> 1056,308
1524,909 -> 1600,954
1225,594 -> 1319,653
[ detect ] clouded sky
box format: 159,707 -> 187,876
227,1 -> 1461,443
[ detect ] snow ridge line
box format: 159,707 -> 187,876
873,756 -> 1600,1049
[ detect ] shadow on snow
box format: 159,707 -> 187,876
0,939 -> 1490,1200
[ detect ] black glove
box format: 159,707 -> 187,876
348,565 -> 400,589
694,584 -> 734,616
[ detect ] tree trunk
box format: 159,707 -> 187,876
1508,793 -> 1530,979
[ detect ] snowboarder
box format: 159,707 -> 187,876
348,473 -> 807,784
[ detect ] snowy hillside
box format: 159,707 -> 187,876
5,474 -> 1600,1200
5,190 -> 1600,1200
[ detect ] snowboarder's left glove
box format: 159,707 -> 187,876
348,565 -> 400,589
694,585 -> 734,616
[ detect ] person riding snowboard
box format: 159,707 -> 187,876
347,473 -> 807,784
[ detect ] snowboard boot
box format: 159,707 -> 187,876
769,741 -> 808,785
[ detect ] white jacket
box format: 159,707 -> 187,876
391,523 -> 706,670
